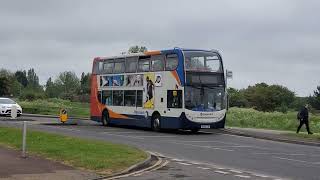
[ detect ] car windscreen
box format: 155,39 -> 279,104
0,98 -> 16,104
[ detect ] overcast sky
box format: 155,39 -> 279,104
1,0 -> 319,96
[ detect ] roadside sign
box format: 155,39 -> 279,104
59,109 -> 68,123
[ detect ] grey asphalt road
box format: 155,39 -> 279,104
1,116 -> 320,180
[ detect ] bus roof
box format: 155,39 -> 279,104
94,48 -> 220,61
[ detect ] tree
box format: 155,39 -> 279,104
0,69 -> 21,97
45,77 -> 59,98
243,83 -> 295,112
309,86 -> 320,110
228,88 -> 248,107
27,68 -> 40,88
128,46 -> 148,53
80,72 -> 91,94
55,71 -> 80,100
15,70 -> 28,87
0,75 -> 10,96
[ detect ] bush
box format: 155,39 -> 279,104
18,98 -> 89,117
20,90 -> 45,101
227,107 -> 320,132
275,103 -> 288,114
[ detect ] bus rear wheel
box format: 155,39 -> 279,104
101,110 -> 109,127
152,114 -> 161,132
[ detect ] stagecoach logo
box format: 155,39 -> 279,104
200,112 -> 214,116
134,110 -> 145,115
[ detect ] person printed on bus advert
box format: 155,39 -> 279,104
146,76 -> 154,102
296,104 -> 313,135
155,75 -> 161,84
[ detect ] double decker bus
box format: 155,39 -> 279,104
90,48 -> 231,132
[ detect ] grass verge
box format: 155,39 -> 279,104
227,107 -> 320,133
0,126 -> 147,174
18,98 -> 90,118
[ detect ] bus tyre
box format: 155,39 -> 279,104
101,110 -> 109,127
152,114 -> 161,132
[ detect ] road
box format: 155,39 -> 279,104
1,116 -> 320,180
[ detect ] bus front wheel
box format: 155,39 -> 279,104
152,114 -> 161,132
101,110 -> 109,127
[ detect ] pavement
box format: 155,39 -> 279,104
0,146 -> 99,180
1,116 -> 320,180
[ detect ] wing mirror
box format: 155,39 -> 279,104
226,70 -> 233,79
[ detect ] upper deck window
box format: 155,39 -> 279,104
165,54 -> 178,70
125,56 -> 138,73
103,59 -> 114,74
114,58 -> 125,74
184,51 -> 222,72
138,57 -> 150,72
151,55 -> 165,71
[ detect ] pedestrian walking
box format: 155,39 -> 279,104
296,104 -> 313,134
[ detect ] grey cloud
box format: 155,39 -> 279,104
1,0 -> 320,96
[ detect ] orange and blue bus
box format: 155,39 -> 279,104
90,48 -> 231,132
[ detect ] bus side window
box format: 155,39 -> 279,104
167,90 -> 182,108
113,90 -> 124,106
102,90 -> 112,105
138,57 -> 150,72
165,54 -> 178,71
136,90 -> 143,107
124,90 -> 136,107
114,59 -> 125,74
125,57 -> 138,73
93,61 -> 103,74
103,59 -> 114,74
151,55 -> 165,71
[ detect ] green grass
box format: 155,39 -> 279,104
0,126 -> 147,174
227,107 -> 320,133
18,98 -> 90,118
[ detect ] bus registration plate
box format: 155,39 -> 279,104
201,125 -> 210,129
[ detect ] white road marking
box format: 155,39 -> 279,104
197,167 -> 211,170
229,170 -> 243,174
214,170 -> 230,175
255,152 -> 320,157
171,158 -> 184,162
135,135 -> 177,138
133,160 -> 170,177
105,131 -> 147,134
99,132 -> 145,139
178,140 -> 242,146
189,161 -> 201,165
170,142 -> 234,152
273,156 -> 320,165
211,147 -> 234,152
177,162 -> 192,166
254,152 -> 306,156
254,174 -> 270,178
234,175 -> 251,178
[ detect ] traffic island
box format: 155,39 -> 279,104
0,126 -> 148,176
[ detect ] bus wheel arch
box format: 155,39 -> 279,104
151,111 -> 161,131
101,109 -> 109,126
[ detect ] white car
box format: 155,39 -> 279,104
0,98 -> 22,117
